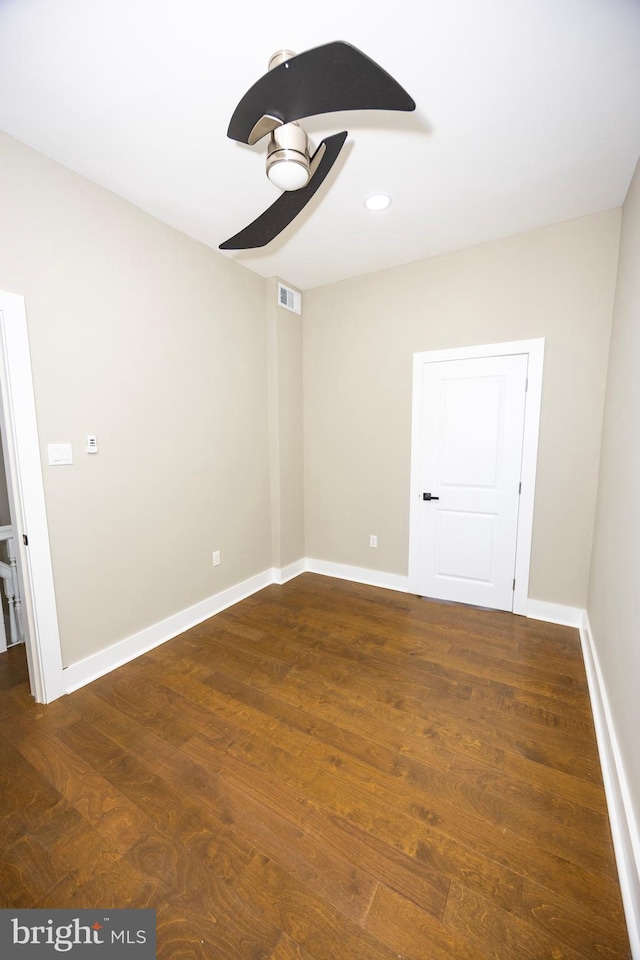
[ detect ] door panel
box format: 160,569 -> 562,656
417,353 -> 528,610
435,510 -> 496,582
439,376 -> 503,487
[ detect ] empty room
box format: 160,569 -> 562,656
1,1 -> 639,958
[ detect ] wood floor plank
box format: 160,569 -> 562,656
230,853 -> 403,960
206,669 -> 400,777
365,881 -> 492,960
41,855 -> 163,911
0,733 -> 72,844
200,740 -> 453,917
183,728 -> 521,916
171,674 -> 616,898
161,744 -> 382,925
208,621 -> 601,785
443,880 -> 589,960
155,890 -> 281,960
521,877 -> 630,960
1,833 -> 67,907
392,750 -> 616,881
0,573 -> 630,959
10,727 -> 152,847
268,931 -> 319,960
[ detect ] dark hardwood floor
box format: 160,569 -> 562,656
0,574 -> 631,959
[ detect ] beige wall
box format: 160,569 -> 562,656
303,210 -> 620,607
588,158 -> 640,832
0,132 -> 271,668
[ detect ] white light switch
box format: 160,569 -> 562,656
86,435 -> 98,454
48,443 -> 73,465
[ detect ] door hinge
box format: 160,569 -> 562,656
512,578 -> 516,591
518,482 -> 522,495
23,534 -> 29,546
525,376 -> 529,392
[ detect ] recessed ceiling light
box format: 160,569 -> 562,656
364,193 -> 391,211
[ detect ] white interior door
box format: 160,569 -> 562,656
415,353 -> 528,611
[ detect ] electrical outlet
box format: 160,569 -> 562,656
369,534 -> 378,548
212,550 -> 221,567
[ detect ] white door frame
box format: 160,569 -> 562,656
408,338 -> 545,616
0,290 -> 65,702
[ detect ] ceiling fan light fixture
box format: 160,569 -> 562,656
267,154 -> 310,191
364,193 -> 391,211
266,123 -> 310,191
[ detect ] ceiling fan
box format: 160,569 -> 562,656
219,41 -> 416,251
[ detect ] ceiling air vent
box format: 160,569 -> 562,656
278,281 -> 302,315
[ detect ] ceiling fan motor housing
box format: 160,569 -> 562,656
268,49 -> 297,71
266,122 -> 310,191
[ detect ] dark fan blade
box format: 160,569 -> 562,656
227,41 -> 414,144
219,131 -> 347,250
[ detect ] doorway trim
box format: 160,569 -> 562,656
407,338 -> 545,615
0,290 -> 65,702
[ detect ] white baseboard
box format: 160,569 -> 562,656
579,612 -> 640,959
274,558 -> 308,585
305,558 -> 409,593
63,567 -> 276,693
526,598 -> 583,627
299,565 -> 586,627
303,564 -> 587,625
61,560 -> 591,696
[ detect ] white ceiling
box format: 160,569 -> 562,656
1,0 -> 639,290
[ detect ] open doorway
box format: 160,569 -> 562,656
0,428 -> 26,652
0,289 -> 65,702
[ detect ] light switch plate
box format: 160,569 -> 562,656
48,443 -> 73,465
